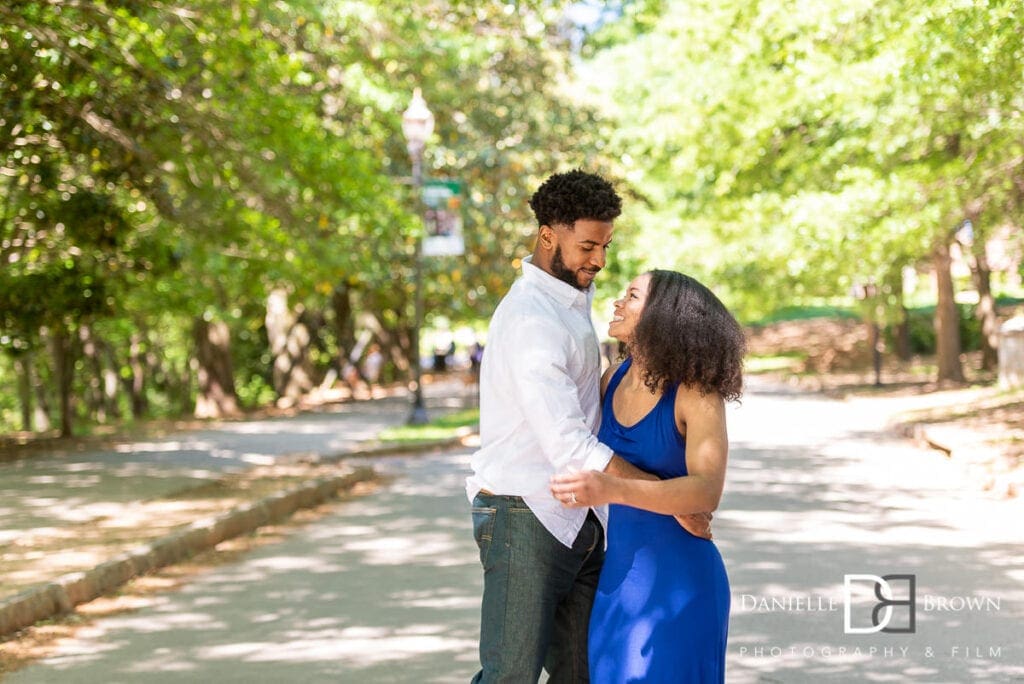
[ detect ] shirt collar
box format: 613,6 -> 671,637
521,255 -> 593,309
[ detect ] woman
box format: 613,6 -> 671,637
550,269 -> 745,682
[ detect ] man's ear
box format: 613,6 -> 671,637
538,224 -> 556,250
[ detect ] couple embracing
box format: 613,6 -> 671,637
466,170 -> 746,682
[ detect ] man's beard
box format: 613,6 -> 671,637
551,245 -> 597,291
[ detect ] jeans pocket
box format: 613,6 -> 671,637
471,506 -> 496,567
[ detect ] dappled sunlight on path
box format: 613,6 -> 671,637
720,382 -> 1024,683
7,451 -> 482,683
0,386 -> 472,602
6,380 -> 1021,682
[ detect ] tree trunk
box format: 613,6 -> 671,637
266,289 -> 315,405
886,268 -> 912,362
111,341 -> 144,419
171,356 -> 193,415
331,283 -> 357,382
13,353 -> 33,432
31,346 -> 52,432
79,325 -> 108,422
870,321 -> 882,386
359,311 -> 410,376
894,307 -> 912,362
51,325 -> 75,437
933,240 -> 966,383
968,242 -> 999,371
103,363 -> 119,418
128,332 -> 149,417
193,317 -> 240,418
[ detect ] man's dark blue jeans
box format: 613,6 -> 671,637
471,492 -> 604,683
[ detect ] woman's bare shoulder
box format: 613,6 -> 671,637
600,361 -> 623,398
674,383 -> 727,425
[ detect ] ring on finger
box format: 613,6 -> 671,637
570,492 -> 577,505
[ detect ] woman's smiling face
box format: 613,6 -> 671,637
608,272 -> 651,344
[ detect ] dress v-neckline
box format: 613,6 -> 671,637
610,361 -> 665,430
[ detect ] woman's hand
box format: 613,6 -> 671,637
675,512 -> 713,539
550,470 -> 617,508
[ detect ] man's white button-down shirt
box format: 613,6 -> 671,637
466,256 -> 612,548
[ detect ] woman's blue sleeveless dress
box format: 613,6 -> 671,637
589,358 -> 730,682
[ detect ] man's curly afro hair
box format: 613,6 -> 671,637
528,169 -> 622,228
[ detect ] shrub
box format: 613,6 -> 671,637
890,304 -> 982,355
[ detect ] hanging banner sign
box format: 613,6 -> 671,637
422,180 -> 465,256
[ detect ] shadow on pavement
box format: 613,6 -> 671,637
6,380 -> 1022,683
7,450 -> 482,683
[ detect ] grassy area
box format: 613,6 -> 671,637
377,408 -> 480,445
750,304 -> 859,325
744,352 -> 807,374
749,295 -> 1024,328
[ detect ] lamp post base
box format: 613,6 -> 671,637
407,401 -> 429,426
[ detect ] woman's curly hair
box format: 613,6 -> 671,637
528,169 -> 622,227
630,270 -> 746,402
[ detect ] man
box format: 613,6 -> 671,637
467,170 -> 710,683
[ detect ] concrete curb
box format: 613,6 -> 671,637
0,432 -> 478,640
905,424 -> 954,457
907,423 -> 999,463
304,434 -> 471,464
0,467 -> 379,639
906,424 -> 1021,497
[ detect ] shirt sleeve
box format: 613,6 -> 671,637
505,314 -> 613,474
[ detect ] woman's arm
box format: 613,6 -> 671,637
551,385 -> 728,516
600,361 -> 620,399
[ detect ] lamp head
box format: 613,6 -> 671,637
401,88 -> 434,156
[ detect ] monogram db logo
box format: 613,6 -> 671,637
843,574 -> 916,634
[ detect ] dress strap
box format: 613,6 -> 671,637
604,357 -> 632,402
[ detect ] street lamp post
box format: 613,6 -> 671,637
402,88 -> 434,425
854,281 -> 883,387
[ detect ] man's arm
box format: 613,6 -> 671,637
508,316 -> 615,473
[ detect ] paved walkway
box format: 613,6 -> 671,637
722,380 -> 1023,683
6,449 -> 483,683
5,379 -> 1024,682
0,379 -> 475,604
